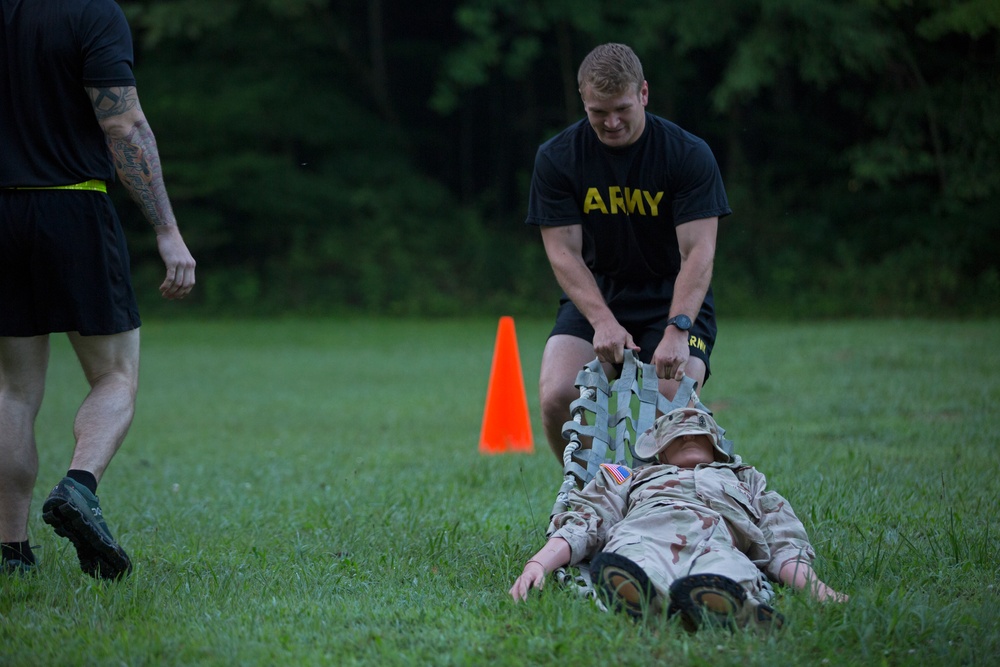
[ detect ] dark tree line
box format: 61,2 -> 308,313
117,0 -> 999,318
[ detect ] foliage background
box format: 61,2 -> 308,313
115,0 -> 999,319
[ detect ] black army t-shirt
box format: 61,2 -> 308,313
525,113 -> 731,285
0,0 -> 136,187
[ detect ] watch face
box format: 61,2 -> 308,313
670,315 -> 692,330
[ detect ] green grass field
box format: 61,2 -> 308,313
2,318 -> 998,666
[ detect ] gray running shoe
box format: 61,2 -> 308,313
669,574 -> 784,632
42,477 -> 132,580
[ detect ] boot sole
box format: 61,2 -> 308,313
669,574 -> 784,632
592,552 -> 656,618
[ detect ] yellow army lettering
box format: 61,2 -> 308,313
583,187 -> 664,216
688,335 -> 707,353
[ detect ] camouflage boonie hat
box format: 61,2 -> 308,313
635,407 -> 731,462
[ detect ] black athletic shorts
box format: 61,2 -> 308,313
0,190 -> 141,336
548,279 -> 717,382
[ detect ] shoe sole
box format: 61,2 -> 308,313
42,493 -> 131,580
670,574 -> 744,629
669,574 -> 784,632
592,552 -> 656,618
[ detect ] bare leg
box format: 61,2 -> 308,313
538,335 -> 602,462
66,329 -> 140,483
0,336 -> 50,542
29,331 -> 140,580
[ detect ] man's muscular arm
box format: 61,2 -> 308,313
88,86 -> 175,228
87,85 -> 196,299
540,225 -> 637,363
651,216 -> 717,380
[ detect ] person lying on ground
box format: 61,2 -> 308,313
510,407 -> 847,630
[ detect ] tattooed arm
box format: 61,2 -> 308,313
87,86 -> 195,299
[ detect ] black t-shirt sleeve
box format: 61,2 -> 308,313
80,1 -> 135,88
525,140 -> 582,228
670,138 -> 732,226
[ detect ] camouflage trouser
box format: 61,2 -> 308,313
602,506 -> 772,606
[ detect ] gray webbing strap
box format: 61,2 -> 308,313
556,350 -> 732,496
558,351 -> 663,490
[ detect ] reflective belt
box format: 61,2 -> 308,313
2,179 -> 107,193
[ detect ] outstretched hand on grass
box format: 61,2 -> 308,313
510,537 -> 572,602
510,561 -> 547,601
778,559 -> 850,603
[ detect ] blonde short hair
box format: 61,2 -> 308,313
577,43 -> 645,97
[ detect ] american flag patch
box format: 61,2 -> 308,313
600,463 -> 631,484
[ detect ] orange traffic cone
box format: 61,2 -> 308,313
479,316 -> 534,454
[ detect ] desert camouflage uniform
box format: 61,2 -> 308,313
547,457 -> 816,603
